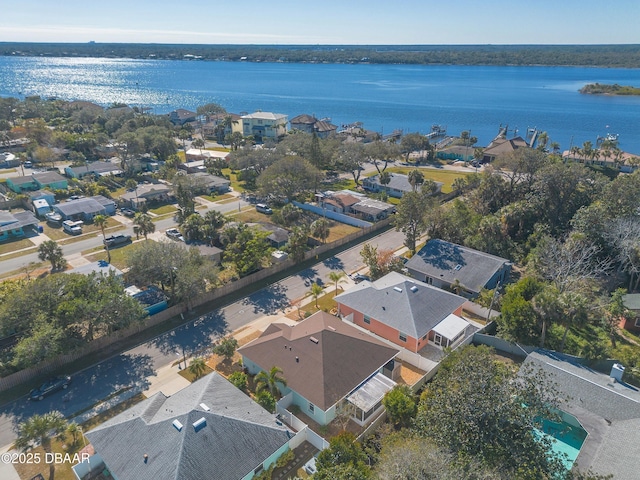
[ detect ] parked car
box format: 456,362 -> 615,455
120,208 -> 135,217
351,273 -> 371,283
255,203 -> 273,215
104,234 -> 132,248
166,228 -> 184,242
29,375 -> 71,401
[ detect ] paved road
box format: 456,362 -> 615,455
0,227 -> 405,449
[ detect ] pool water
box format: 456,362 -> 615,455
534,412 -> 588,471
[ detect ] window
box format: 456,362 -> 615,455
254,465 -> 263,475
399,332 -> 407,342
635,317 -> 640,328
309,403 -> 315,413
363,315 -> 371,324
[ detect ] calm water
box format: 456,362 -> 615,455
1,56 -> 640,153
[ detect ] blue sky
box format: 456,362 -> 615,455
1,0 -> 639,45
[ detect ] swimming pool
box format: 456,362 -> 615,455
534,410 -> 588,471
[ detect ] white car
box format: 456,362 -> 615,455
165,228 -> 184,242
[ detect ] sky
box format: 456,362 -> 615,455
1,0 -> 639,45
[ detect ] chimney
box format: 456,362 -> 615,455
296,356 -> 299,363
611,363 -> 625,383
143,454 -> 148,464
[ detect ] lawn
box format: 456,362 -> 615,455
231,208 -> 274,223
221,168 -> 247,193
149,204 -> 177,215
383,166 -> 470,193
292,290 -> 341,319
0,237 -> 34,255
13,436 -> 87,480
200,193 -> 234,202
85,240 -> 148,270
178,364 -> 214,382
325,222 -> 360,243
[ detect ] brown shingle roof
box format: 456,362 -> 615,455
238,312 -> 399,410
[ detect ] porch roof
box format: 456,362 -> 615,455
431,314 -> 468,340
347,372 -> 396,412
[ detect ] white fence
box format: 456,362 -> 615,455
292,201 -> 373,228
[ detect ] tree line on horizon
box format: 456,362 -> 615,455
1,43 -> 640,68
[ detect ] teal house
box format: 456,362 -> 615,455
6,172 -> 67,193
0,211 -> 39,241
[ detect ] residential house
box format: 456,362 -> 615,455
263,225 -> 290,249
5,175 -> 37,193
188,244 -> 223,264
5,171 -> 66,193
32,199 -> 51,217
120,183 -> 173,210
562,149 -> 640,173
241,112 -> 288,142
66,260 -> 124,279
362,173 -> 443,198
520,350 -> 640,479
0,210 -> 39,241
26,189 -> 56,207
619,293 -> 640,333
191,172 -> 231,194
317,192 -> 361,214
436,145 -> 475,162
65,161 -> 123,179
0,152 -> 19,168
350,197 -> 396,222
290,114 -> 337,139
481,135 -> 529,163
168,108 -> 197,126
405,239 -> 511,298
184,150 -> 230,164
239,311 -> 400,426
335,272 -> 470,353
79,372 -> 292,480
202,113 -> 242,139
54,195 -> 116,221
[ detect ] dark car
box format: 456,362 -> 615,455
352,273 -> 371,283
29,375 -> 71,401
104,234 -> 132,248
120,208 -> 135,217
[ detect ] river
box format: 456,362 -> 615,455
1,56 -> 639,153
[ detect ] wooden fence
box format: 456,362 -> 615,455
0,216 -> 394,393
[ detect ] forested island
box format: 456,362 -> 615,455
2,42 -> 640,68
580,82 -> 640,95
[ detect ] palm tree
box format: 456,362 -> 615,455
15,411 -> 67,480
310,282 -> 324,308
328,271 -> 346,295
407,169 -> 424,192
255,366 -> 287,397
192,137 -> 205,156
66,422 -> 79,446
93,214 -> 110,263
188,357 -> 207,380
133,212 -> 155,240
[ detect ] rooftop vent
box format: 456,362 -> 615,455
172,419 -> 183,432
310,336 -> 319,344
193,417 -> 207,432
296,356 -> 299,363
199,403 -> 210,412
327,325 -> 336,331
393,287 -> 403,293
410,286 -> 419,292
454,264 -> 462,271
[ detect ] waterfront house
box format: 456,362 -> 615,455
436,145 -> 475,162
239,311 -> 400,426
79,372 -> 292,480
481,135 -> 529,163
335,272 -> 470,353
241,112 -> 288,142
168,108 -> 197,126
0,210 -> 39,241
290,114 -> 337,139
362,173 -> 442,198
405,239 -> 511,298
201,113 -> 242,139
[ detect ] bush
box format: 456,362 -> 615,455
256,390 -> 276,413
228,371 -> 248,392
275,449 -> 295,468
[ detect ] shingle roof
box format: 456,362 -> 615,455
405,239 -> 510,294
335,272 -> 466,339
32,171 -> 66,185
86,373 -> 291,480
8,175 -> 36,186
521,350 -> 640,479
290,114 -> 317,125
54,196 -> 109,216
0,211 -> 38,233
238,312 -> 399,410
623,293 -> 640,311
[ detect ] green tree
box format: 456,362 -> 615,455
12,316 -> 66,369
382,384 -> 417,429
379,170 -> 391,188
196,102 -> 226,117
328,270 -> 346,295
407,169 -> 424,192
316,432 -> 370,478
605,288 -> 630,348
394,191 -> 428,254
255,389 -> 276,413
93,214 -> 110,263
222,225 -> 271,277
213,336 -> 239,362
310,282 -> 324,308
133,212 -> 155,240
188,357 -> 207,380
38,240 -> 66,272
414,345 -> 566,479
285,225 -> 309,263
255,366 -> 287,398
400,132 -> 430,162
15,411 -> 68,480
257,157 -> 321,202
311,218 -> 330,244
181,213 -> 204,243
228,371 -> 248,392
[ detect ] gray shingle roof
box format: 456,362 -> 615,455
0,211 -> 38,233
335,272 -> 466,339
32,171 -> 66,184
54,196 -> 112,217
238,312 -> 399,410
406,239 -> 510,293
521,350 -> 640,479
86,372 -> 291,480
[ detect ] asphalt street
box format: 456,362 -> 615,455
0,227 -> 405,449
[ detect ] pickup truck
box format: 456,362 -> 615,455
62,220 -> 83,235
104,234 -> 132,248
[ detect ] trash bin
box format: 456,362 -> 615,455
38,225 -> 44,233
